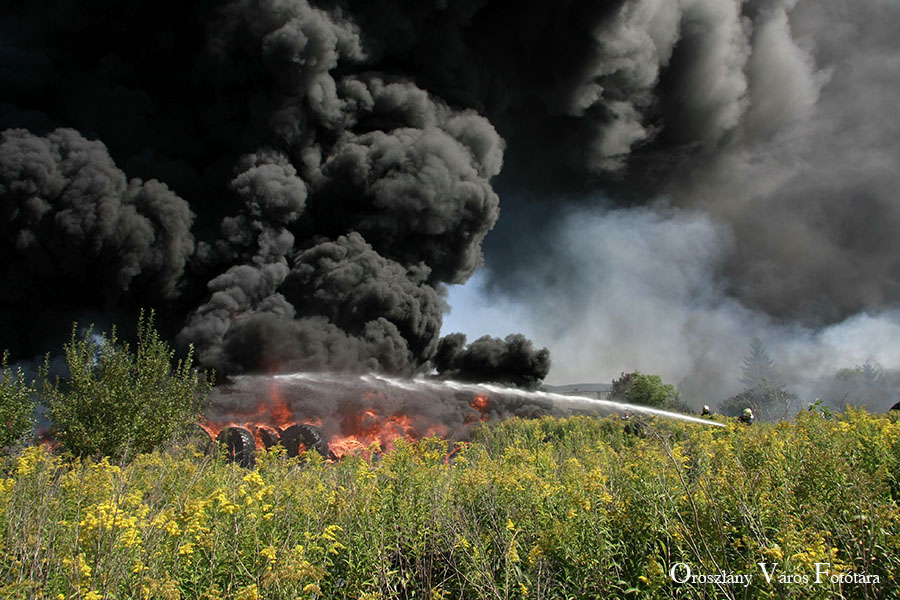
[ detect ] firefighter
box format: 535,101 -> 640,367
701,405 -> 712,417
622,411 -> 643,436
738,408 -> 754,425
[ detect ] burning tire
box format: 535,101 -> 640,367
256,425 -> 282,450
280,424 -> 331,458
216,426 -> 256,468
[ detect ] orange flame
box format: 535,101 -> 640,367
268,383 -> 295,427
464,394 -> 489,424
199,388 -> 491,458
328,409 -> 419,458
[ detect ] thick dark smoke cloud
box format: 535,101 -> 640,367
2,0 -> 898,396
0,0 -> 511,378
434,333 -> 551,390
0,128 -> 194,353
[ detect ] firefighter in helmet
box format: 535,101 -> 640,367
701,405 -> 711,417
738,408 -> 754,424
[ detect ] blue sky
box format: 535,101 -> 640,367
441,271 -> 533,345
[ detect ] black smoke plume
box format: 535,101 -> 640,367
2,0 -> 898,396
434,333 -> 551,390
0,128 -> 194,352
0,0 -> 515,379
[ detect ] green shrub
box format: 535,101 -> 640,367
0,350 -> 35,451
611,371 -> 683,410
43,310 -> 212,458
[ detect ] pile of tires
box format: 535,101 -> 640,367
200,423 -> 334,468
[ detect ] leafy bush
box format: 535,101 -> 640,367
0,350 -> 35,451
611,371 -> 684,411
43,311 -> 211,458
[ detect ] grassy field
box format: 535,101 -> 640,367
1,410 -> 898,600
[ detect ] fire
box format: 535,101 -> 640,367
199,383 -> 492,460
465,394 -> 489,424
199,381 -> 322,444
268,383 -> 294,427
424,423 -> 449,438
330,409 -> 414,458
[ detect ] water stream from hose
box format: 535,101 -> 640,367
267,372 -> 725,427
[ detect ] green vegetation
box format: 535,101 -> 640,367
3,323 -> 898,598
41,311 -> 211,459
720,378 -> 800,422
721,338 -> 800,421
610,371 -> 683,411
0,351 -> 34,451
2,411 -> 898,599
825,363 -> 891,411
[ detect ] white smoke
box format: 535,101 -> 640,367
449,203 -> 900,408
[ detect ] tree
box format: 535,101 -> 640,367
610,371 -> 682,410
0,350 -> 35,451
43,311 -> 212,458
740,337 -> 781,389
722,337 -> 798,421
719,379 -> 799,421
824,362 -> 890,411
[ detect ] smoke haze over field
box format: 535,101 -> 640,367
2,0 -> 900,403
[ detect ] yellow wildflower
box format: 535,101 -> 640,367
260,546 -> 278,563
235,584 -> 258,600
302,583 -> 321,595
507,540 -> 521,563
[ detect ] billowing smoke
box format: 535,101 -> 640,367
448,0 -> 900,408
2,0 -> 899,402
475,0 -> 900,323
0,0 -> 512,379
434,333 -> 551,390
0,128 -> 194,352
